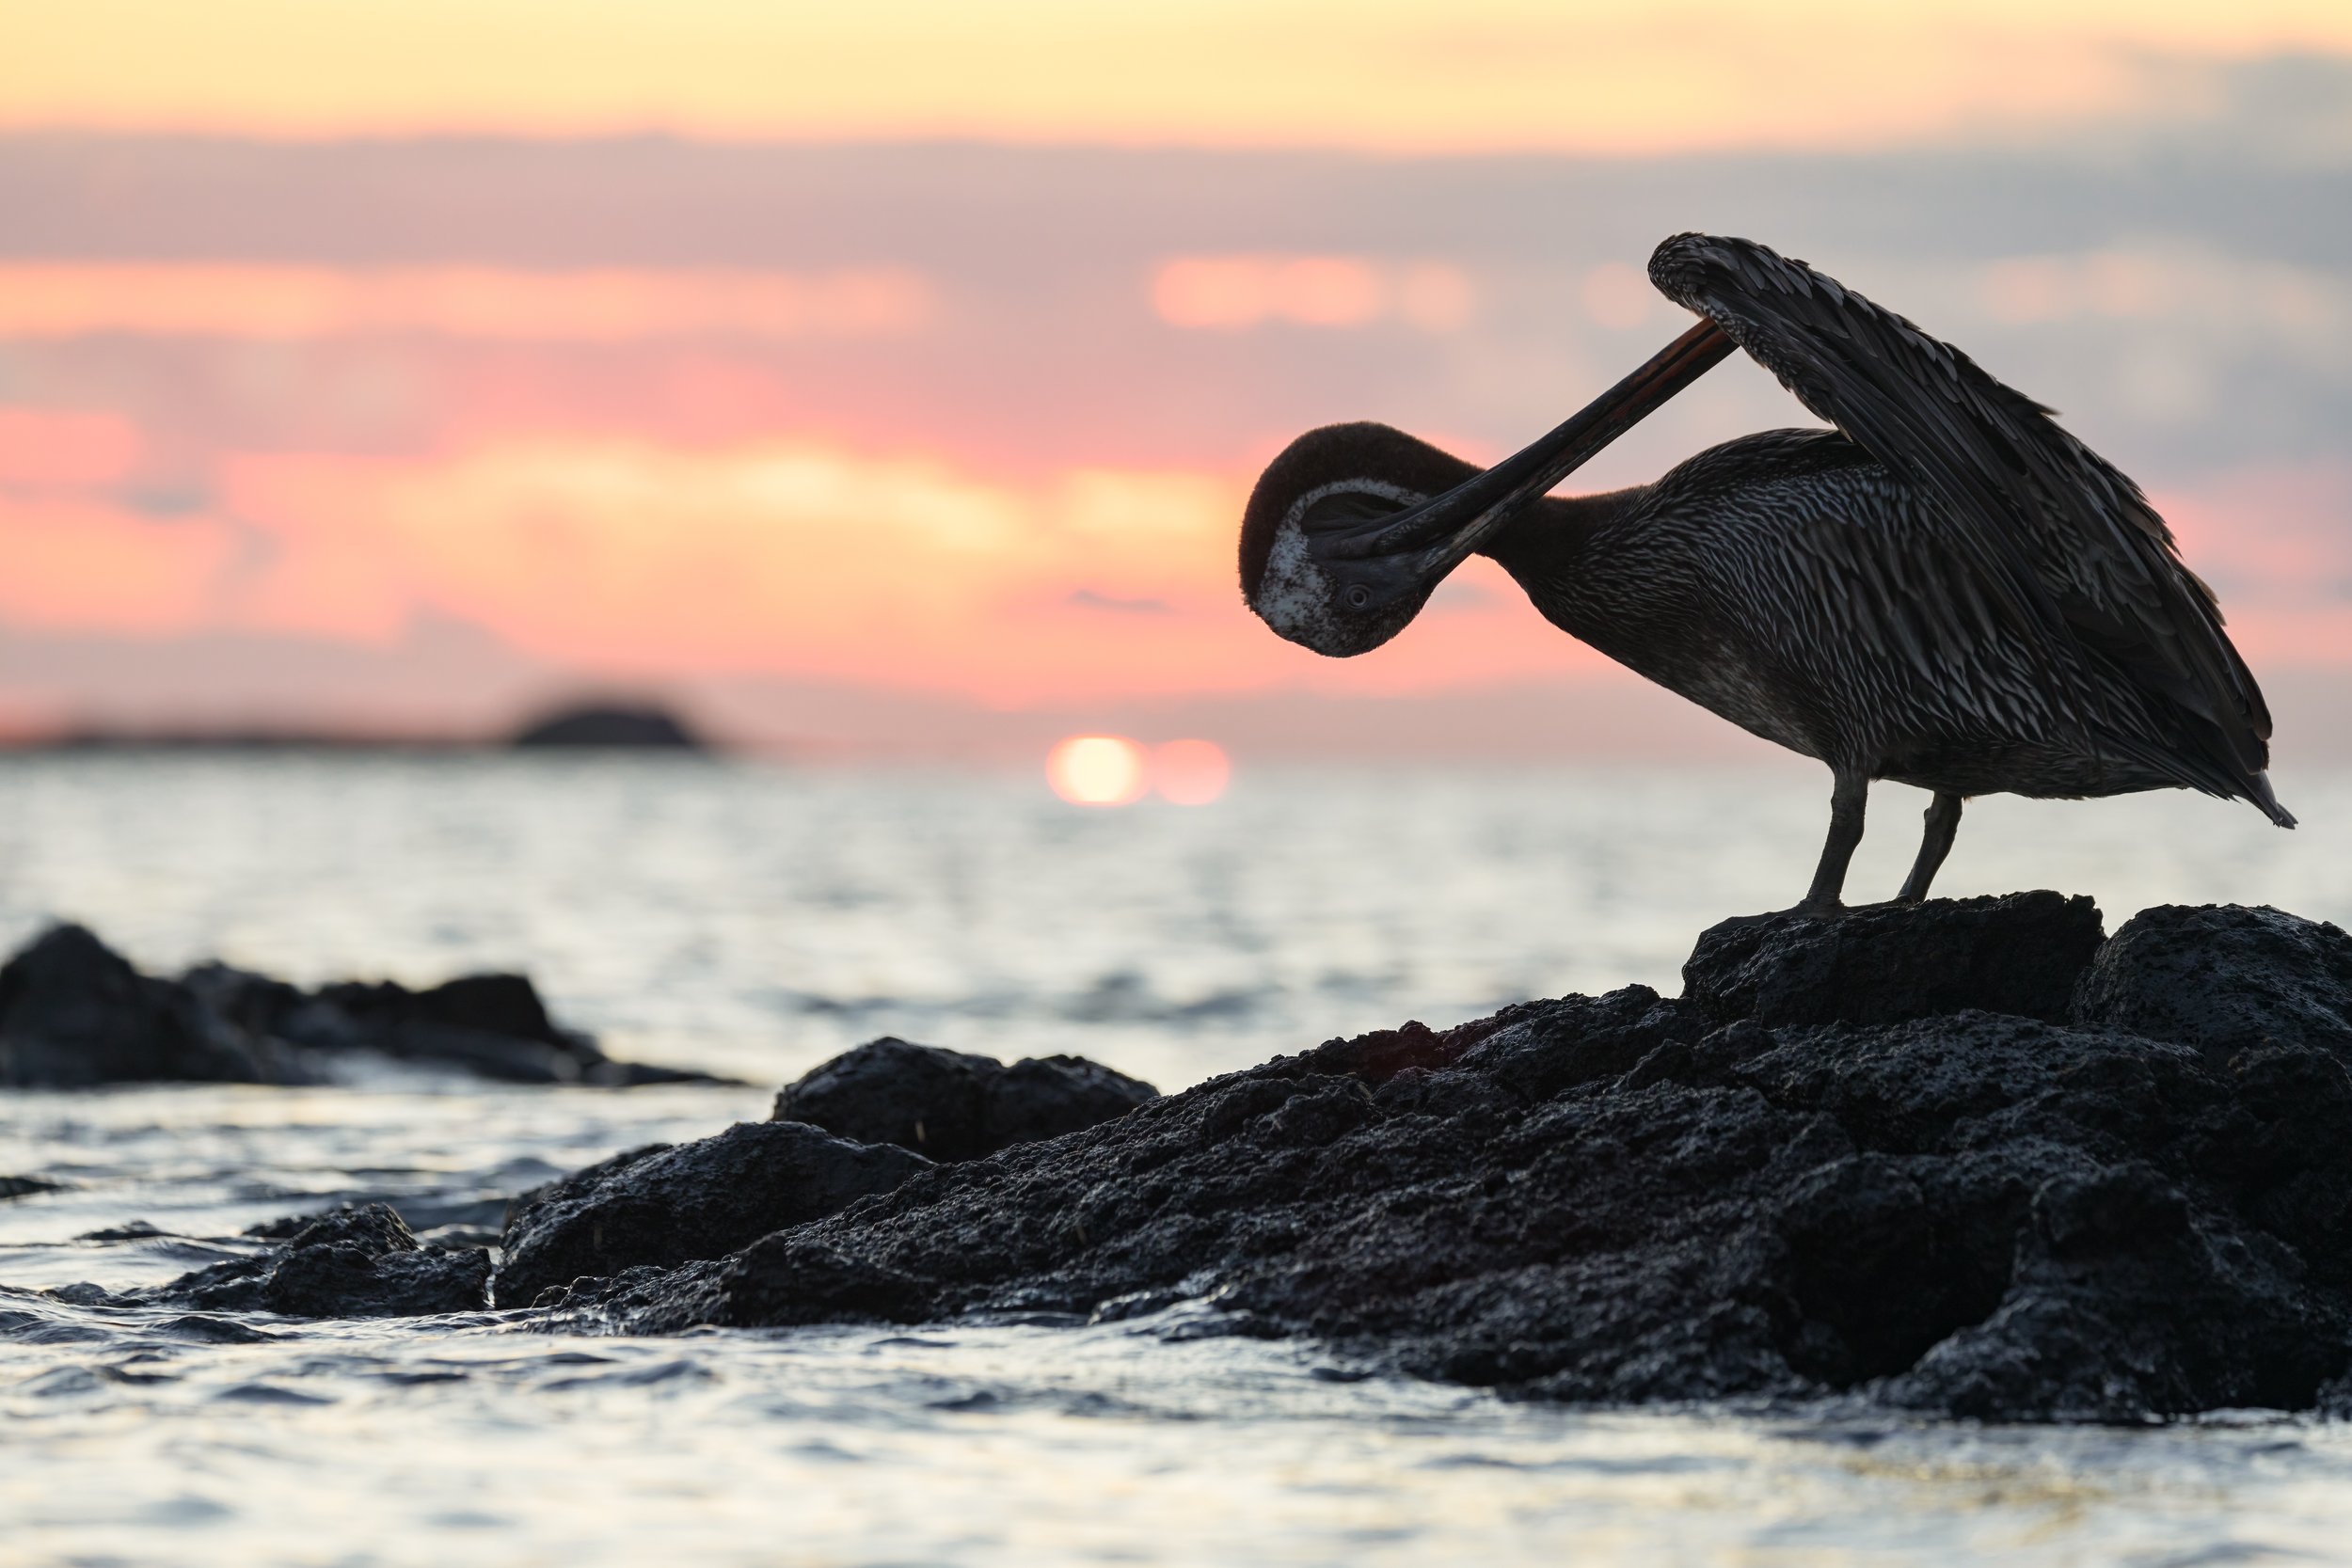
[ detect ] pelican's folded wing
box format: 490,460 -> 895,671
1647,231 -> 2273,786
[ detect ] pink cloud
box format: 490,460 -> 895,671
2154,463 -> 2352,668
0,409 -> 143,488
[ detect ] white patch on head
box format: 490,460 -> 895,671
1250,479 -> 1426,654
1254,519 -> 1337,644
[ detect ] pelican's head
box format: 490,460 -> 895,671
1237,320 -> 1738,659
1237,423 -> 1477,657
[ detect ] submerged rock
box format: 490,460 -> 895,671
532,896 -> 2352,1423
0,923 -> 727,1087
135,1204 -> 490,1319
772,1037 -> 1159,1160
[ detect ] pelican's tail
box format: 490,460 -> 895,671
2248,771 -> 2296,829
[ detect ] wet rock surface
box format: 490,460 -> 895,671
128,1204 -> 491,1319
529,895 -> 2352,1422
494,1040 -> 1153,1305
772,1037 -> 1159,1160
0,922 -> 726,1086
493,1122 -> 930,1307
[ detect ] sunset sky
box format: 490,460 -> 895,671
10,2 -> 2352,150
1,2 -> 2348,756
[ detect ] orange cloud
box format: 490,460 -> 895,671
0,494 -> 233,631
194,436 -> 1596,703
1152,257 -> 1472,333
4,429 -> 2340,709
0,264 -> 934,342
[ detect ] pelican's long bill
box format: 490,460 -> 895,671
1242,316 -> 1739,659
1316,319 -> 1738,582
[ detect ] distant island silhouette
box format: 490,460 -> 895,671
17,698 -> 713,753
508,702 -> 706,751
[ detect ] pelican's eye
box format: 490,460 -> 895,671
1344,584 -> 1373,610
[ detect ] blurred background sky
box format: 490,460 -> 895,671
2,0 -> 2348,761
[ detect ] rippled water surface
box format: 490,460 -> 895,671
4,754 -> 2351,1565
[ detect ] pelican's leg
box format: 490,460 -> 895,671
1895,792 -> 1963,903
1800,769 -> 1868,912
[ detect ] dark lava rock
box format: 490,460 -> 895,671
243,1194 -> 509,1242
141,1203 -> 489,1318
1,1174 -> 64,1200
772,1037 -> 1159,1160
189,963 -> 631,1084
0,922 -> 723,1086
0,925 -> 307,1086
1685,891 -> 2104,1028
500,1044 -> 1154,1306
2073,904 -> 2352,1069
492,1121 -> 930,1307
536,895 -> 2352,1422
510,701 -> 705,750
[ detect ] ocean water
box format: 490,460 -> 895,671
3,752 -> 2351,1566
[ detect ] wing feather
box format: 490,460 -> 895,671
1648,232 -> 2276,798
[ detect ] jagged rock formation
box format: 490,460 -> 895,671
109,894 -> 2352,1420
0,923 -> 724,1086
518,895 -> 2352,1421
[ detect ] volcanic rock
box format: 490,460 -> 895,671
535,895 -> 2352,1422
496,1041 -> 1152,1306
492,1121 -> 930,1307
0,922 -> 724,1086
1683,890 -> 2103,1027
2073,903 -> 2352,1068
772,1037 -> 1159,1160
0,925 -> 305,1086
140,1203 -> 490,1319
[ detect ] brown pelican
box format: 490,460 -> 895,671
1239,233 -> 2291,910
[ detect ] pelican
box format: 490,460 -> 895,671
1240,233 -> 2291,910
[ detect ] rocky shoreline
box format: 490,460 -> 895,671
51,894 -> 2352,1422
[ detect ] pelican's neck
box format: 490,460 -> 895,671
1472,483 -> 1677,661
1475,486 -> 1642,581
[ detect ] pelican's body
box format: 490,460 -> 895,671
1240,234 -> 2291,908
1441,427 -> 2218,801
